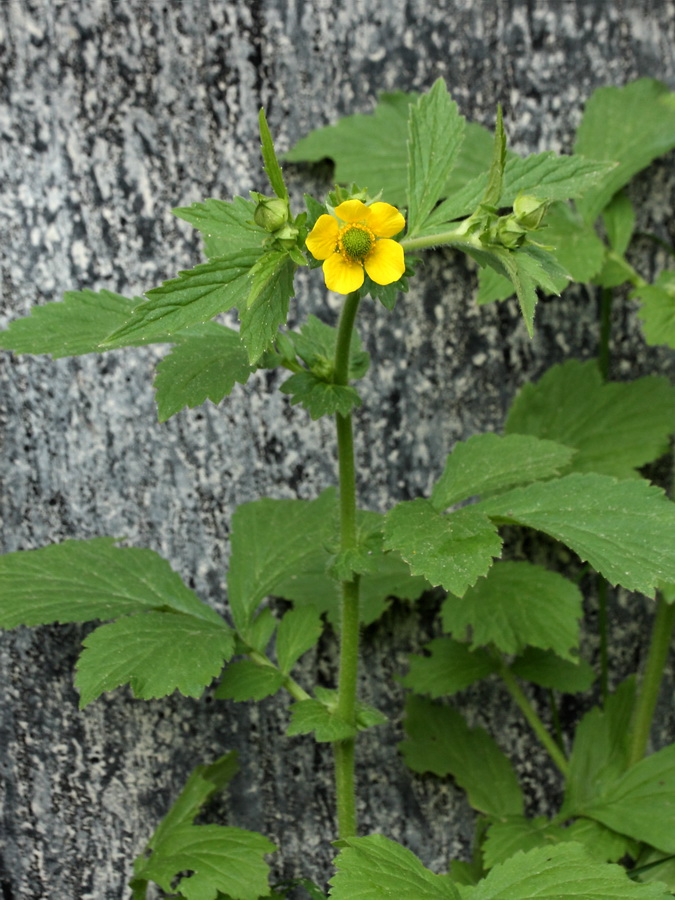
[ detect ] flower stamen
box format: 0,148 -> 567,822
338,224 -> 374,261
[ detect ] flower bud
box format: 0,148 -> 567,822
513,194 -> 550,230
254,196 -> 290,233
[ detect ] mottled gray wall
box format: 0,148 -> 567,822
2,1 -> 675,897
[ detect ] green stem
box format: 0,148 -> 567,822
627,595 -> 675,766
597,575 -> 609,703
400,220 -> 475,253
499,662 -> 569,776
598,287 -> 613,381
332,290 -> 362,839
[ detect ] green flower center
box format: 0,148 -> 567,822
339,224 -> 374,261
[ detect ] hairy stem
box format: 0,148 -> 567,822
332,290 -> 362,839
598,287 -> 613,381
499,662 -> 569,776
628,595 -> 675,766
597,575 -> 609,703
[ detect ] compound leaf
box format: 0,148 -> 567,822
214,659 -> 286,702
173,196 -> 267,260
633,270 -> 675,350
239,250 -> 296,363
402,637 -> 497,697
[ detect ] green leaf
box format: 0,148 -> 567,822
0,289 -> 146,358
275,605 -> 323,675
271,545 -> 429,627
563,679 -> 636,815
402,637 -> 497,697
460,843 -> 669,900
330,834 -> 461,900
280,372 -> 362,420
633,270 -> 675,349
400,695 -> 524,818
153,323 -> 254,422
75,610 -> 234,706
602,190 -> 635,256
259,109 -> 288,200
544,202 -> 607,283
227,490 -> 336,634
286,698 -> 354,742
510,647 -> 595,693
482,105 -> 506,207
483,817 -> 636,870
289,314 -> 370,380
430,433 -> 575,511
581,744 -> 675,854
384,499 -> 502,596
135,823 -> 274,900
173,196 -> 267,260
495,246 -> 567,336
284,92 -> 415,206
0,538 -> 222,628
406,78 -> 466,236
442,562 -> 582,660
146,752 -> 240,852
476,267 -> 517,306
574,78 -> 675,223
239,251 -> 296,363
505,360 -> 675,479
214,659 -> 285,701
425,153 -> 613,233
477,474 -> 675,597
101,253 -> 263,349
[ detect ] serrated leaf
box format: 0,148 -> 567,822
280,372 -> 362,420
271,545 -> 429,627
383,499 -> 503,596
259,109 -> 288,200
286,698 -> 354,742
482,816 -> 636,870
154,323 -> 254,422
290,314 -> 370,380
563,678 -> 636,816
402,637 -> 497,697
477,473 -> 675,596
101,253 -> 262,349
430,433 -> 575,512
330,834 -> 461,900
400,695 -> 524,818
227,490 -> 336,635
574,78 -> 675,223
0,289 -> 145,358
239,251 -> 296,363
603,190 -> 635,256
578,743 -> 675,854
0,538 -> 222,629
441,562 -> 582,660
136,823 -> 274,900
460,842 -> 669,900
147,752 -> 240,851
544,201 -> 607,283
476,267 -> 516,306
633,270 -> 675,349
75,610 -> 234,706
406,78 -> 466,236
482,105 -> 506,207
275,605 -> 323,675
505,360 -> 675,479
510,647 -> 595,693
214,659 -> 285,701
173,196 -> 267,260
425,152 -> 613,233
496,246 -> 567,336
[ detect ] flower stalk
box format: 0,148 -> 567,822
332,289 -> 362,839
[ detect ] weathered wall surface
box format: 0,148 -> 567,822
1,1 -> 675,897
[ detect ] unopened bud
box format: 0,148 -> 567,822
254,196 -> 290,233
513,194 -> 550,230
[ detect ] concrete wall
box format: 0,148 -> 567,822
1,1 -> 675,896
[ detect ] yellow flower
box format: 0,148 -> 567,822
306,199 -> 406,294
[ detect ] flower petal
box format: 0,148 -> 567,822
306,215 -> 339,260
364,239 -> 405,285
334,199 -> 369,224
366,202 -> 406,238
323,253 -> 365,294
